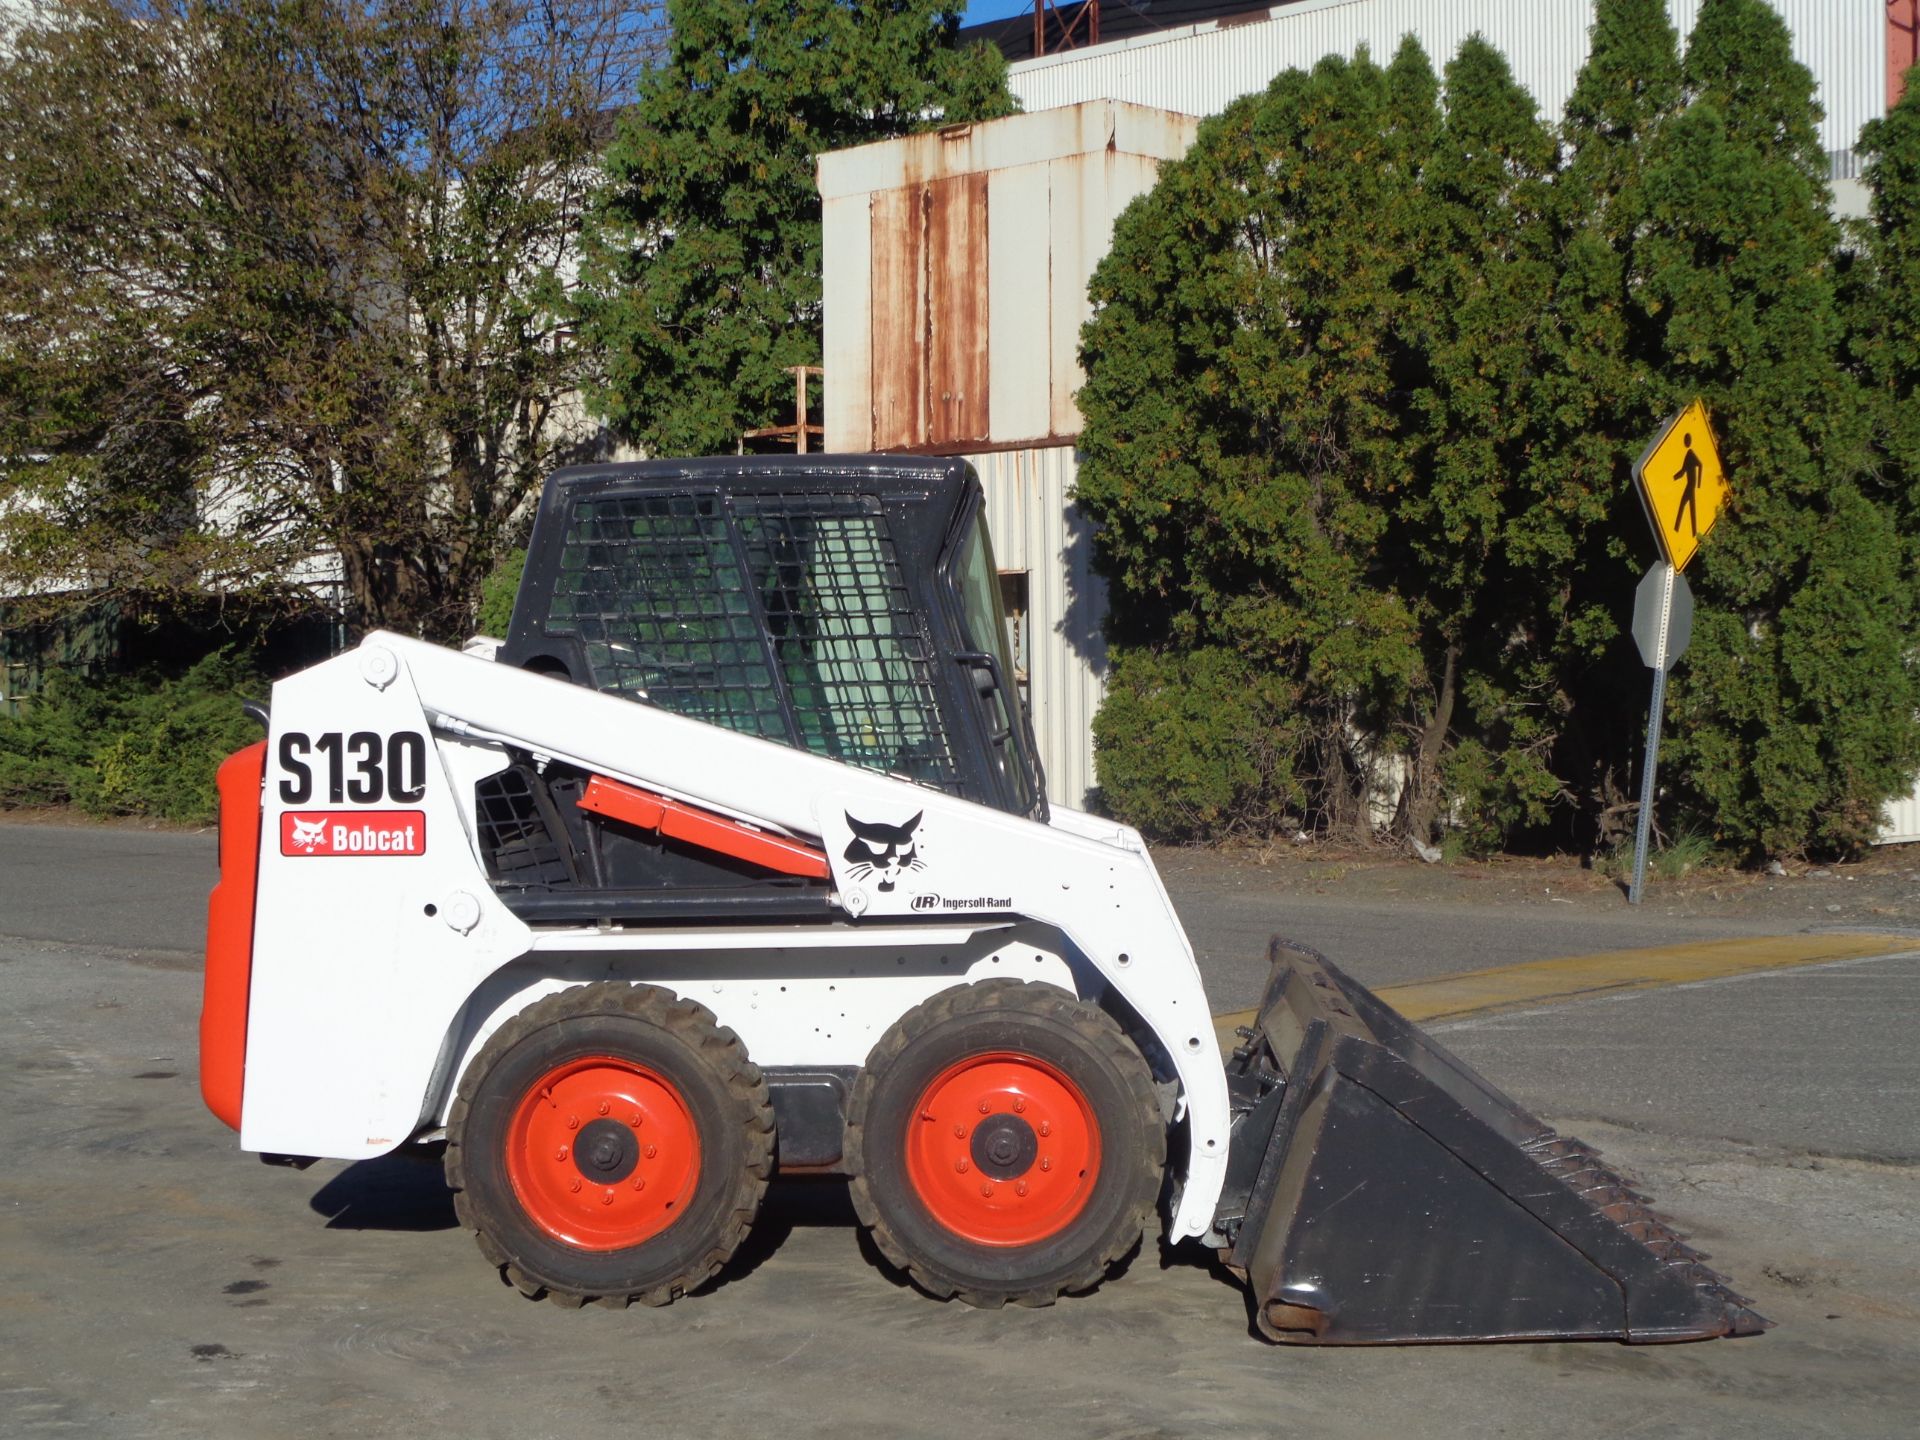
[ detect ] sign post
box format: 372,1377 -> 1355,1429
1627,399 -> 1725,906
1627,563 -> 1694,905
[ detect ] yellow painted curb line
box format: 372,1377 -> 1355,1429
1212,931 -> 1915,1050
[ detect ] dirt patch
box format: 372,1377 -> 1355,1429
1151,841 -> 1920,932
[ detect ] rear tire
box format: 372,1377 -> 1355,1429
845,979 -> 1164,1309
445,982 -> 772,1308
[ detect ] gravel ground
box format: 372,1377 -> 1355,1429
1154,840 -> 1920,931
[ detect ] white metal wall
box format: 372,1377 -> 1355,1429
964,446 -> 1108,812
1878,791 -> 1920,845
1009,0 -> 1884,166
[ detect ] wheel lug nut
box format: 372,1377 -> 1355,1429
566,1115 -> 579,1130
980,1183 -> 994,1198
598,1101 -> 610,1116
1016,1181 -> 1029,1197
555,1146 -> 568,1161
1040,1157 -> 1052,1172
955,1158 -> 970,1173
632,1176 -> 646,1192
645,1144 -> 657,1159
952,1125 -> 966,1139
1039,1121 -> 1051,1138
629,1111 -> 642,1126
1013,1098 -> 1026,1114
602,1189 -> 615,1205
569,1179 -> 581,1193
978,1101 -> 991,1115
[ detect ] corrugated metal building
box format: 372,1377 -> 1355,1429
823,1 -> 1903,819
818,102 -> 1196,808
1004,1 -> 1884,185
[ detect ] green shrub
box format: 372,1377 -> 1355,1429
0,649 -> 264,823
1653,830 -> 1719,879
475,547 -> 526,637
1092,647 -> 1306,842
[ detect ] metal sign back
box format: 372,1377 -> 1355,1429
1632,564 -> 1693,671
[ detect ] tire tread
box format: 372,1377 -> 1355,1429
444,982 -> 773,1309
844,979 -> 1164,1309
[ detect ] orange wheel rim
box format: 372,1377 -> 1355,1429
904,1052 -> 1100,1247
505,1055 -> 701,1251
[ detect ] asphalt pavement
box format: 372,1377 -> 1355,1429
0,818 -> 1823,991
0,823 -> 212,958
2,820 -> 1916,1439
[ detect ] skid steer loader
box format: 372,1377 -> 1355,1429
201,456 -> 1766,1343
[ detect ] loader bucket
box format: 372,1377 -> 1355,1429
1221,939 -> 1769,1344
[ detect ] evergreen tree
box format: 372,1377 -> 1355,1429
1393,36 -> 1562,844
1079,47 -> 1438,838
1524,0 -> 1689,848
1559,0 -> 1683,217
1078,4 -> 1917,856
1845,57 -> 1920,539
578,0 -> 1013,456
1656,0 -> 1919,856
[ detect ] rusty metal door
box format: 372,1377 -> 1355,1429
927,174 -> 988,448
869,186 -> 927,450
869,176 -> 988,451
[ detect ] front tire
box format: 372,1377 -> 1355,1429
445,982 -> 772,1308
845,979 -> 1164,1309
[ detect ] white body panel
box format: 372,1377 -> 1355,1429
242,654 -> 533,1157
441,924 -> 1080,1131
241,632 -> 1232,1241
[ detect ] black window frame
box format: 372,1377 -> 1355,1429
500,457 -> 1048,820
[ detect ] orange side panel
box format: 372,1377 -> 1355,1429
578,775 -> 831,880
201,741 -> 266,1131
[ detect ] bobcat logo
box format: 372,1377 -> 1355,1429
289,817 -> 328,852
843,811 -> 925,893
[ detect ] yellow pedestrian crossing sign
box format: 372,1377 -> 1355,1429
1634,400 -> 1729,572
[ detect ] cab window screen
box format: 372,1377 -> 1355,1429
548,490 -> 957,791
548,492 -> 788,741
737,496 -> 955,789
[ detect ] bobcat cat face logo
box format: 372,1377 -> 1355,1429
289,818 -> 328,852
843,811 -> 925,893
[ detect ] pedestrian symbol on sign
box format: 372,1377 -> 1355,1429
1672,435 -> 1703,537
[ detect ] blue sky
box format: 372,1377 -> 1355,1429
962,0 -> 1038,25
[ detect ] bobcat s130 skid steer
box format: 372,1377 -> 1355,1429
201,457 -> 1766,1344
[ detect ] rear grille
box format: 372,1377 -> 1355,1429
474,766 -> 571,888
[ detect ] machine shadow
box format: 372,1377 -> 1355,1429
1159,1232 -> 1262,1339
309,1153 -> 460,1232
706,1175 -> 862,1294
304,1163 -> 866,1290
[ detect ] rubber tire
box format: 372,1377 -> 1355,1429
845,979 -> 1165,1309
445,982 -> 773,1309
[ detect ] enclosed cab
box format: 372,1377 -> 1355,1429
471,458 -> 1046,927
